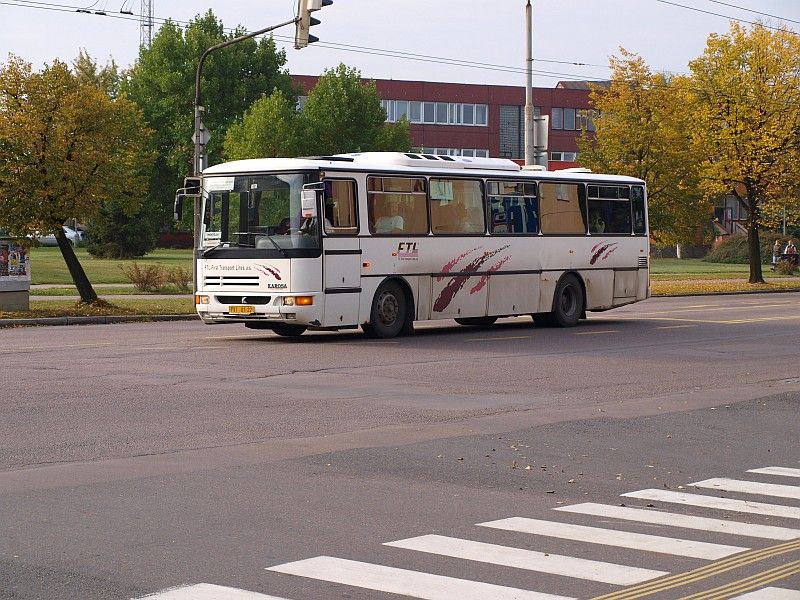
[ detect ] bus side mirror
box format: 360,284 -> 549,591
184,176 -> 202,196
301,189 -> 318,218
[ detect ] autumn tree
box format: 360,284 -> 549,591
578,50 -> 708,245
225,63 -> 412,160
689,22 -> 800,283
123,10 -> 295,227
0,56 -> 154,302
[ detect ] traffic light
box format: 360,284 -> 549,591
294,0 -> 332,49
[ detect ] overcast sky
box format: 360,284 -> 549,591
2,1 -> 798,87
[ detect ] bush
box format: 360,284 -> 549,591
704,235 -> 775,264
86,200 -> 159,259
775,259 -> 798,276
166,266 -> 191,292
121,263 -> 192,292
121,263 -> 167,292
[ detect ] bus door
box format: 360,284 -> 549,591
320,179 -> 361,327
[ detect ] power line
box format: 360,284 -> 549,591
1,0 -> 614,82
653,0 -> 799,34
703,0 -> 800,25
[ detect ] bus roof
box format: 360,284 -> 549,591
202,152 -> 645,184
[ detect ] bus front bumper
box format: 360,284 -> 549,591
194,292 -> 322,326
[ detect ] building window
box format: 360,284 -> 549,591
396,100 -> 409,121
409,101 -> 421,123
476,104 -> 488,125
552,107 -> 563,129
576,109 -> 597,132
551,151 -> 577,161
462,103 -> 474,125
423,102 -> 436,124
563,108 -> 576,130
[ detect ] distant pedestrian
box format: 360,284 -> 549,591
785,240 -> 797,255
772,240 -> 782,270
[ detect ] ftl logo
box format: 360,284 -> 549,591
397,242 -> 419,261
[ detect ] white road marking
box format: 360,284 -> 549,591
136,583 -> 290,599
690,478 -> 800,500
622,489 -> 800,520
384,534 -> 667,585
555,502 -> 800,540
476,518 -> 746,560
748,467 -> 800,479
267,556 -> 574,600
730,587 -> 800,599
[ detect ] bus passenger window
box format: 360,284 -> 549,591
487,181 -> 538,234
539,182 -> 586,235
323,179 -> 358,235
367,176 -> 428,234
430,178 -> 484,234
588,185 -> 632,235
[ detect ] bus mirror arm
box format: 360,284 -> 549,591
173,192 -> 185,222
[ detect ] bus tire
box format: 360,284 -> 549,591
550,273 -> 584,327
454,316 -> 497,328
365,280 -> 407,338
271,324 -> 307,337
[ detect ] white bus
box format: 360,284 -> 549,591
190,152 -> 648,338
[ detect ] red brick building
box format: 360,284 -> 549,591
292,75 -> 598,169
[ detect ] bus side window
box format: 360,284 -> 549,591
323,179 -> 358,235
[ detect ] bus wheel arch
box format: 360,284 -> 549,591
363,277 -> 415,338
535,271 -> 585,328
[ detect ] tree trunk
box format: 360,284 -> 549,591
746,194 -> 764,284
55,228 -> 98,303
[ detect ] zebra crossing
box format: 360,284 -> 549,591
139,463 -> 800,600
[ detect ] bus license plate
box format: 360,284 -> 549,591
229,305 -> 255,315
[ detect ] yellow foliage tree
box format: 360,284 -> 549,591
578,49 -> 708,246
0,56 -> 153,302
690,23 -> 800,283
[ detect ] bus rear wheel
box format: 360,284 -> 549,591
364,280 -> 408,338
454,316 -> 497,328
271,324 -> 307,337
546,273 -> 583,327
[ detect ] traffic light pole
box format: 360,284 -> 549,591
191,16 -> 298,292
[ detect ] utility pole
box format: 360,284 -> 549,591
140,0 -> 153,48
524,0 -> 534,166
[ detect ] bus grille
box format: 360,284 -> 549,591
204,276 -> 260,287
216,295 -> 271,305
638,256 -> 648,268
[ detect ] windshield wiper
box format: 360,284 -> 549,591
260,234 -> 289,258
202,242 -> 232,256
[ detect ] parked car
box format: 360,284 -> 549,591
35,226 -> 87,247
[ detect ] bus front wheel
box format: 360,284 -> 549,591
364,280 -> 408,338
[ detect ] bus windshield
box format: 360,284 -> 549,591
201,172 -> 318,254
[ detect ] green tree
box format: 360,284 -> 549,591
224,64 -> 412,160
225,90 -> 300,159
298,64 -> 411,155
578,50 -> 708,245
689,22 -> 800,283
73,49 -> 120,97
123,10 -> 295,227
0,56 -> 154,302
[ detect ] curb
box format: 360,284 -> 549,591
0,314 -> 199,328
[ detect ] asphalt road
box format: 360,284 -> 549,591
0,293 -> 798,600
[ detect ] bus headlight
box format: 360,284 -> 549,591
195,295 -> 210,305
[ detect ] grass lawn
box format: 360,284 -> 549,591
29,247 -> 192,285
0,298 -> 194,320
30,286 -> 189,297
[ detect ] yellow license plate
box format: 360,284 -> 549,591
229,305 -> 255,315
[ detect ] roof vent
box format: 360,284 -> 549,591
554,167 -> 592,173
